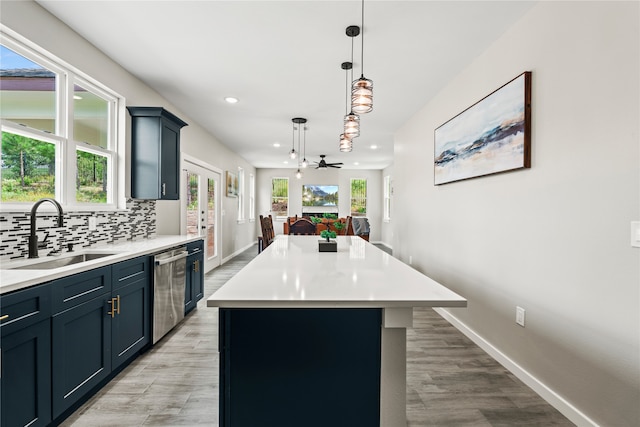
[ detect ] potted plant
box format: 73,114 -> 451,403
319,229 -> 337,252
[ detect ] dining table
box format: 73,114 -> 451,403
207,235 -> 467,427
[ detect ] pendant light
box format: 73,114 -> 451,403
339,133 -> 352,152
292,117 -> 307,172
301,120 -> 308,168
351,0 -> 373,114
289,119 -> 297,159
344,26 -> 360,139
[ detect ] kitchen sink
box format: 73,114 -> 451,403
8,252 -> 120,270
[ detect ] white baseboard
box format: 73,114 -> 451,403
433,307 -> 599,427
221,242 -> 256,265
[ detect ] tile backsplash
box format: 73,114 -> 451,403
0,199 -> 156,261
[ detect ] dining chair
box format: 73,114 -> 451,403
259,214 -> 275,252
288,218 -> 317,235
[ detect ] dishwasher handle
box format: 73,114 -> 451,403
155,251 -> 188,266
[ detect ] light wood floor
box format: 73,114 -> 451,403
60,244 -> 574,426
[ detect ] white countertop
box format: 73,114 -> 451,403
0,235 -> 202,294
207,235 -> 467,309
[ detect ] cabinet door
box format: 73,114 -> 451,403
52,295 -> 111,419
192,251 -> 204,303
111,275 -> 150,370
1,320 -> 51,427
184,254 -> 195,314
160,119 -> 180,200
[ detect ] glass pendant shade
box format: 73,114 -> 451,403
301,158 -> 308,168
344,112 -> 360,139
339,134 -> 353,152
295,169 -> 302,179
289,149 -> 297,159
351,76 -> 373,114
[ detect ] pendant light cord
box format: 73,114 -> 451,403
360,0 -> 365,78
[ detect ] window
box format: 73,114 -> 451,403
383,175 -> 391,222
249,173 -> 255,221
271,177 -> 288,218
0,33 -> 121,208
237,167 -> 245,221
350,178 -> 367,216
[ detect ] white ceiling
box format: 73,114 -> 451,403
36,0 -> 534,170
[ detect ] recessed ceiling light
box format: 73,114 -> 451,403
354,162 -> 360,166
370,145 -> 378,150
224,97 -> 239,104
273,143 -> 281,148
283,160 -> 289,164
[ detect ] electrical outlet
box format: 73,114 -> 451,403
516,306 -> 525,327
88,217 -> 97,231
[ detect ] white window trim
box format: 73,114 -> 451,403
249,173 -> 255,222
350,177 -> 368,217
237,167 -> 245,223
383,175 -> 391,223
0,29 -> 126,212
271,177 -> 289,220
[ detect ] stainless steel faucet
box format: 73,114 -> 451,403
28,198 -> 64,258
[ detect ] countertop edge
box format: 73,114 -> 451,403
206,300 -> 468,309
0,235 -> 203,295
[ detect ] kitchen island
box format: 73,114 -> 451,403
207,235 -> 467,427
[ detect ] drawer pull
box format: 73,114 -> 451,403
108,298 -> 116,318
115,295 -> 121,315
0,314 -> 8,321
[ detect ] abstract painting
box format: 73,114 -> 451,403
226,171 -> 238,197
434,71 -> 531,185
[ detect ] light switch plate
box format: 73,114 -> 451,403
631,221 -> 640,248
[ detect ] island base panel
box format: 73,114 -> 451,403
219,308 -> 382,427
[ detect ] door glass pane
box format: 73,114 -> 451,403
76,149 -> 108,203
186,172 -> 199,238
74,83 -> 109,148
1,130 -> 56,202
207,178 -> 215,258
271,178 -> 288,217
0,45 -> 56,133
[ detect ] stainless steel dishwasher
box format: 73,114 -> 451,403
153,246 -> 188,344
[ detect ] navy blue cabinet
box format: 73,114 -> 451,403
111,256 -> 151,369
0,284 -> 52,427
127,107 -> 188,200
51,256 -> 151,419
51,266 -> 112,419
185,240 -> 204,314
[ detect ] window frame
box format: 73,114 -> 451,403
271,177 -> 289,219
350,178 -> 368,217
249,173 -> 255,222
383,175 -> 391,222
0,30 -> 124,212
237,167 -> 245,222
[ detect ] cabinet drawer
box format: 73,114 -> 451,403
52,266 -> 112,314
187,239 -> 204,254
113,256 -> 150,290
0,284 -> 51,336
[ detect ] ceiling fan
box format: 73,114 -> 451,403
314,155 -> 343,169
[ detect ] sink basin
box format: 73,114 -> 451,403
9,253 -> 119,270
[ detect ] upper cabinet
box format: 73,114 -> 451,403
127,107 -> 188,200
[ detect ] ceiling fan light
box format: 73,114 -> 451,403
344,113 -> 360,139
351,77 -> 373,114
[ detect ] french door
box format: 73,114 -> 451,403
182,158 -> 221,272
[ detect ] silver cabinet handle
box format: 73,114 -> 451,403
155,251 -> 188,266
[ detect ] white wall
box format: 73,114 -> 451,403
393,2 -> 639,426
1,1 -> 257,260
256,168 -> 383,242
